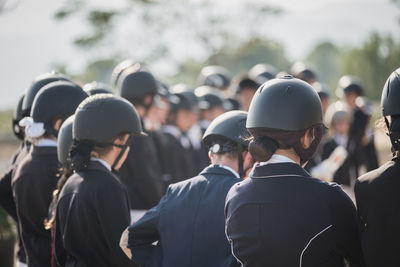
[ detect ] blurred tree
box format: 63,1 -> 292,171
0,0 -> 19,14
306,41 -> 341,91
172,38 -> 291,86
53,0 -> 281,71
340,33 -> 400,100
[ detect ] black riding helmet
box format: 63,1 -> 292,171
111,59 -> 135,88
290,62 -> 317,83
203,111 -> 250,177
198,65 -> 232,89
381,68 -> 400,152
248,64 -> 277,85
83,81 -> 113,96
117,63 -> 158,102
194,86 -> 228,110
246,76 -> 324,164
336,75 -> 364,98
22,71 -> 71,116
74,94 -> 145,143
57,115 -> 74,165
13,94 -> 25,140
73,94 -> 145,170
168,92 -> 198,113
247,76 -> 323,131
30,81 -> 88,137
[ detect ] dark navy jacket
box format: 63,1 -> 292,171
12,145 -> 58,267
55,161 -> 134,267
0,142 -> 29,263
225,162 -> 365,267
128,165 -> 241,267
355,157 -> 400,267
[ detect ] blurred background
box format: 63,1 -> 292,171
0,0 -> 399,263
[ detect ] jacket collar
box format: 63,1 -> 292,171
200,164 -> 240,179
30,145 -> 57,156
251,162 -> 311,179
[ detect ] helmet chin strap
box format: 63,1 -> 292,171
111,135 -> 132,172
237,145 -> 245,178
384,116 -> 400,155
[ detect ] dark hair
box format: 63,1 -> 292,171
44,163 -> 73,230
248,136 -> 279,162
70,140 -> 94,172
248,125 -> 323,164
238,77 -> 259,92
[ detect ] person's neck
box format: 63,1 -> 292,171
274,149 -> 300,165
136,106 -> 146,118
211,157 -> 238,173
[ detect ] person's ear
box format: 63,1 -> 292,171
208,151 -> 213,162
53,119 -> 63,132
143,95 -> 153,106
301,128 -> 315,149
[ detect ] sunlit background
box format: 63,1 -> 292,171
0,1 -> 399,264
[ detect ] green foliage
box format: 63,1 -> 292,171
307,33 -> 400,101
307,42 -> 341,91
0,209 -> 16,240
340,33 -> 400,100
165,38 -> 290,86
54,0 -> 281,64
0,110 -> 14,141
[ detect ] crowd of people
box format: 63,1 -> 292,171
0,59 -> 399,267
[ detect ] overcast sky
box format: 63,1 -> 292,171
0,0 -> 398,110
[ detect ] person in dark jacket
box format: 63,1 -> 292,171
11,81 -> 87,267
336,75 -> 379,180
354,67 -> 400,267
1,72 -> 72,267
161,90 -> 200,184
54,95 -> 142,267
123,110 -> 252,267
116,63 -> 164,221
225,76 -> 365,267
191,86 -> 229,172
0,94 -> 29,266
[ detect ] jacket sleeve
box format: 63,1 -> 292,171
0,166 -> 17,220
128,187 -> 171,266
96,180 -> 135,267
331,185 -> 366,267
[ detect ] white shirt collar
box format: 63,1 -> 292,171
90,157 -> 112,171
258,154 -> 296,166
36,139 -> 58,147
213,164 -> 240,179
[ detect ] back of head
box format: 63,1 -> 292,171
168,92 -> 198,114
336,75 -> 364,98
58,115 -> 74,165
203,110 -> 250,177
203,110 -> 249,149
381,67 -> 400,153
290,62 -> 317,84
236,76 -> 260,94
13,94 -> 25,140
22,71 -> 71,117
83,81 -> 113,96
117,63 -> 158,104
72,94 -> 145,171
29,81 -> 88,138
312,81 -> 331,99
111,59 -> 135,89
248,64 -> 277,85
246,76 -> 324,163
198,65 -> 232,90
324,101 -> 351,128
194,86 -> 228,111
74,94 -> 145,143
